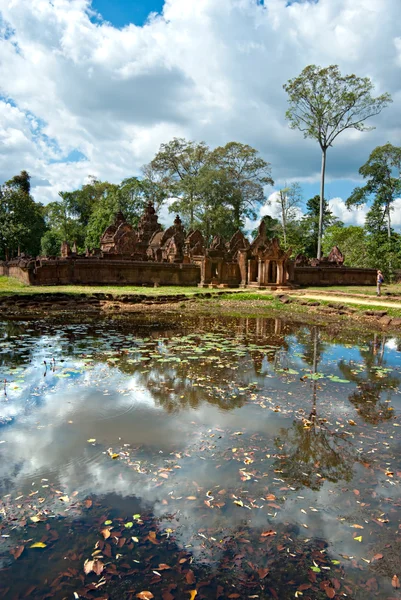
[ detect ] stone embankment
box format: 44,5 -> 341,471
0,291 -> 235,316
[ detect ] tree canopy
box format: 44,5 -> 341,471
284,64 -> 392,258
0,171 -> 46,260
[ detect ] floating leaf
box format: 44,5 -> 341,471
392,575 -> 400,589
261,530 -> 276,537
188,592 -> 197,600
104,520 -> 113,525
30,542 -> 47,549
125,522 -> 134,529
137,593 -> 154,600
186,570 -> 196,584
310,566 -> 321,573
84,559 -> 104,576
11,545 -> 24,559
354,536 -> 363,542
325,588 -> 335,599
87,439 -> 96,443
101,528 -> 111,539
233,500 -> 244,507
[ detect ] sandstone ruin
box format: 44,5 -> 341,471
0,203 -> 376,287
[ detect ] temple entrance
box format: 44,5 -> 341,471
211,263 -> 218,278
249,260 -> 258,283
268,261 -> 277,284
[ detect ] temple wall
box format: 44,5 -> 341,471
1,259 -> 200,287
0,260 -> 377,287
0,262 -> 32,285
293,266 -> 376,286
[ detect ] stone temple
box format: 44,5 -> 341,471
0,202 -> 376,287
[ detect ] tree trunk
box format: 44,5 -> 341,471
234,204 -> 241,231
317,148 -> 327,259
190,192 -> 194,230
387,201 -> 391,240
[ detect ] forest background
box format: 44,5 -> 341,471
1,135 -> 401,278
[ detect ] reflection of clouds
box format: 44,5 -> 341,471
1,321 -> 401,584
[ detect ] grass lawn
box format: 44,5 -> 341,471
0,276 -> 243,297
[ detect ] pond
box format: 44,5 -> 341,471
0,315 -> 400,600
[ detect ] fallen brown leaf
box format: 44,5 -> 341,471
186,570 -> 196,585
392,575 -> 400,589
11,545 -> 24,560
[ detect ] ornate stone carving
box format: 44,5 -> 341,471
100,212 -> 137,255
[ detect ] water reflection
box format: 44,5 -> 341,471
0,316 -> 400,599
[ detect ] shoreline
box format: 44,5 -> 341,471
1,290 -> 400,334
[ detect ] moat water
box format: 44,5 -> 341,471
0,315 -> 400,600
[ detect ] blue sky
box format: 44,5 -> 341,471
0,0 -> 400,228
92,0 -> 165,27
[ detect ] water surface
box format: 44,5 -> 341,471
0,316 -> 400,600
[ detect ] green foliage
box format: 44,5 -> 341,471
273,183 -> 302,248
299,195 -> 337,258
251,215 -> 280,240
84,177 -> 155,249
149,138 -> 210,229
148,138 -> 273,237
0,171 -> 46,259
322,224 -> 369,267
347,144 -> 401,277
208,141 -> 274,230
347,144 -> 401,238
40,230 -> 63,256
284,64 -> 392,258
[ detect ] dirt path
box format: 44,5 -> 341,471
288,291 -> 401,309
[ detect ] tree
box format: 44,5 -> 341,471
251,214 -> 280,240
0,171 -> 46,259
322,224 -> 369,268
40,230 -> 63,256
300,195 -> 337,257
346,144 -> 401,240
44,198 -> 85,249
148,138 -> 210,229
60,177 -> 117,227
84,178 -> 156,249
274,183 -> 302,247
284,64 -> 392,258
209,142 -> 274,230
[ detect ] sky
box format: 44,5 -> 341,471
0,0 -> 400,229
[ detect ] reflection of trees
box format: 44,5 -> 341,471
275,420 -> 355,490
295,325 -> 327,368
338,333 -> 399,425
0,321 -> 36,368
274,327 -> 355,490
90,317 -> 291,412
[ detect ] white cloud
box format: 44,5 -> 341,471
0,0 -> 400,210
328,197 -> 368,226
